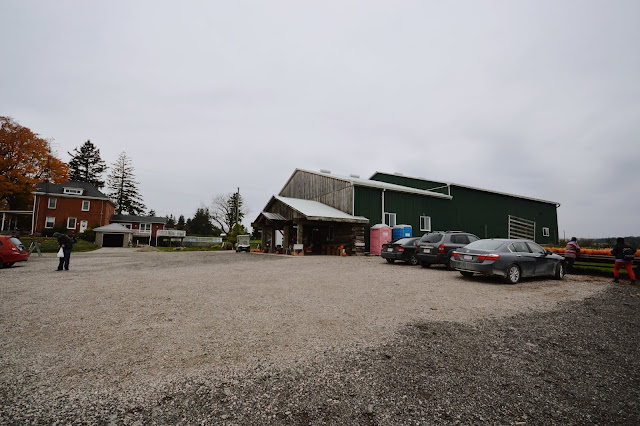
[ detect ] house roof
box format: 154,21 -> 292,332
110,214 -> 168,224
273,196 -> 369,223
33,181 -> 111,201
285,169 -> 452,200
93,223 -> 134,233
370,171 -> 561,206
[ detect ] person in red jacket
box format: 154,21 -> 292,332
564,237 -> 580,273
611,237 -> 636,284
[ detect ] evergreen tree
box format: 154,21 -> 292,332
166,214 -> 176,226
177,214 -> 186,230
67,140 -> 107,188
147,209 -> 157,217
107,151 -> 146,215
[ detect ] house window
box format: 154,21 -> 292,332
542,227 -> 550,237
45,217 -> 55,228
420,216 -> 431,232
48,198 -> 57,209
384,212 -> 396,227
63,187 -> 84,195
82,200 -> 90,211
67,217 -> 77,229
140,223 -> 152,234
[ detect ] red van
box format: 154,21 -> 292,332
0,236 -> 29,268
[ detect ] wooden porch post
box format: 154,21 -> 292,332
261,226 -> 267,250
283,225 -> 290,253
270,227 -> 276,253
297,221 -> 304,255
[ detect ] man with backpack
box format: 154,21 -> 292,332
54,232 -> 76,271
611,237 -> 636,284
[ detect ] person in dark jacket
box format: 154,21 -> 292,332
611,237 -> 636,284
54,232 -> 75,271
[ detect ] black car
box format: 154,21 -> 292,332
415,231 -> 479,269
381,237 -> 421,265
451,238 -> 566,284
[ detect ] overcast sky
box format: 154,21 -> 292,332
2,1 -> 638,238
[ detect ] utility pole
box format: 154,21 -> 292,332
236,187 -> 239,226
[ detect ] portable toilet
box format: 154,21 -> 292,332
370,224 -> 392,255
392,224 -> 412,240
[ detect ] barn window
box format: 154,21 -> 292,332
420,216 -> 431,232
82,200 -> 90,211
45,217 -> 55,228
67,217 -> 77,229
542,227 -> 550,237
48,198 -> 57,209
384,212 -> 396,227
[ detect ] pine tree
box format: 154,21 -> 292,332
107,151 -> 146,215
67,140 -> 107,188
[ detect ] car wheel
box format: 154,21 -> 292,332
386,258 -> 395,264
7,262 -> 14,267
408,255 -> 419,266
504,264 -> 521,284
554,262 -> 565,280
421,262 -> 431,268
444,257 -> 453,270
460,271 -> 474,277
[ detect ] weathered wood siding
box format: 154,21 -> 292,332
279,170 -> 354,214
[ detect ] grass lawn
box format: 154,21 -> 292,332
573,261 -> 639,279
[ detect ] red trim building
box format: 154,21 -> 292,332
32,182 -> 115,235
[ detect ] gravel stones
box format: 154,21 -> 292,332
1,250 -> 638,424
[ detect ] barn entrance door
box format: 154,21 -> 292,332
508,215 -> 536,241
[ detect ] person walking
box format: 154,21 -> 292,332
54,232 -> 75,271
611,237 -> 636,284
564,237 -> 580,273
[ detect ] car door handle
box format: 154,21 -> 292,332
516,255 -> 522,257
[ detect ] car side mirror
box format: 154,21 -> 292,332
545,250 -> 553,256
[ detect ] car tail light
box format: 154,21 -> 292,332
396,246 -> 404,252
438,243 -> 446,253
478,254 -> 500,261
8,242 -> 17,250
451,251 -> 461,258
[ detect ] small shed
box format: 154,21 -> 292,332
94,224 -> 134,247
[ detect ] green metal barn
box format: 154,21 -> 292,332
251,169 -> 560,254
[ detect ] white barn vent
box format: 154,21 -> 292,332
320,169 -> 331,174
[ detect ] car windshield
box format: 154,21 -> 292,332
420,233 -> 443,243
9,237 -> 25,251
465,240 -> 504,251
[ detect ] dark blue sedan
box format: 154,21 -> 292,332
451,239 -> 566,284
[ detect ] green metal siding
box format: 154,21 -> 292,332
353,186 -> 384,250
369,173 -> 559,245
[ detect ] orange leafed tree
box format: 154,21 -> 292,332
0,116 -> 69,210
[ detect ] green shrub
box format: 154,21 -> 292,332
42,225 -> 66,237
79,228 -> 96,243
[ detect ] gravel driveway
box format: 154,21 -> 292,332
1,249 -> 638,424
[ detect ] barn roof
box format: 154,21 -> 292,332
282,169 -> 452,200
274,196 -> 369,223
370,171 -> 561,206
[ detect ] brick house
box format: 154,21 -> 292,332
32,181 -> 115,235
109,214 -> 167,246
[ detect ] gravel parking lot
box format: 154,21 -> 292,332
1,249 -> 638,424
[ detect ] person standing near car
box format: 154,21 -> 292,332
564,237 -> 580,273
611,237 -> 636,284
54,232 -> 75,271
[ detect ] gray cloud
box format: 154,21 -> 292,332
2,0 -> 639,237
